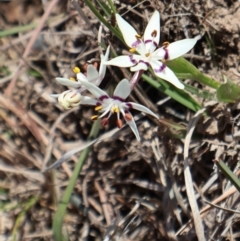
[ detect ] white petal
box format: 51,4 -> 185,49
116,14 -> 139,48
98,45 -> 110,84
105,55 -> 138,68
151,47 -> 167,60
124,114 -> 141,141
80,96 -> 98,106
151,61 -> 184,89
79,79 -> 108,98
113,79 -> 131,99
76,72 -> 89,82
129,102 -> 159,119
167,37 -> 199,60
143,11 -> 160,52
87,65 -> 99,83
130,61 -> 149,72
56,77 -> 81,88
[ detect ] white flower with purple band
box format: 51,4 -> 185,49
79,78 -> 159,141
52,46 -> 110,109
105,11 -> 200,89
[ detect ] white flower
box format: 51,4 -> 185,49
78,78 -> 159,141
105,11 -> 200,89
52,46 -> 110,109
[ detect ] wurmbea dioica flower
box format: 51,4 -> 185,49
52,46 -> 110,109
78,78 -> 159,141
105,11 -> 200,89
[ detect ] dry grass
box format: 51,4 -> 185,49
0,0 -> 240,240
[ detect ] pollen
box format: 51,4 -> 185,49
112,106 -> 119,113
95,105 -> 102,111
73,66 -> 81,74
69,77 -> 76,81
162,41 -> 169,48
151,30 -> 157,37
91,115 -> 98,120
129,48 -> 136,53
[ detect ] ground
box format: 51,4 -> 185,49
0,0 -> 240,240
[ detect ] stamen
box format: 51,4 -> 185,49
91,115 -> 98,120
69,77 -> 76,81
112,106 -> 119,113
73,66 -> 81,74
151,30 -> 157,37
125,113 -> 132,121
116,119 -> 123,128
145,53 -> 150,57
135,34 -> 141,39
95,105 -> 102,111
129,48 -> 136,53
162,41 -> 169,48
101,118 -> 109,127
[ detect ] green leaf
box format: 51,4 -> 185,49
217,80 -> 240,103
52,120 -> 100,241
166,57 -> 221,89
97,0 -> 111,17
214,159 -> 240,193
142,74 -> 202,112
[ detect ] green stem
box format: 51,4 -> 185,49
84,0 -> 123,42
214,159 -> 240,193
52,120 -> 101,241
107,0 -> 117,13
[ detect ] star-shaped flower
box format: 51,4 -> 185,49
52,46 -> 110,109
79,78 -> 159,141
105,11 -> 200,89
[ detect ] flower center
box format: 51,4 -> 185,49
112,105 -> 119,113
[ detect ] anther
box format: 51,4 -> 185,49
125,113 -> 132,121
91,115 -> 98,120
136,34 -> 141,39
69,77 -> 76,81
101,118 -> 109,127
145,53 -> 150,57
162,41 -> 169,48
116,119 -> 123,128
151,30 -> 157,37
129,48 -> 136,53
73,66 -> 81,74
95,105 -> 102,111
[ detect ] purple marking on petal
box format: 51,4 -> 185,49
154,64 -> 166,73
139,60 -> 150,67
144,39 -> 157,48
113,96 -> 125,102
163,49 -> 169,60
129,55 -> 137,64
99,95 -> 109,101
125,103 -> 132,109
132,39 -> 141,48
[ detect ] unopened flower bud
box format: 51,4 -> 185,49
58,90 -> 81,109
